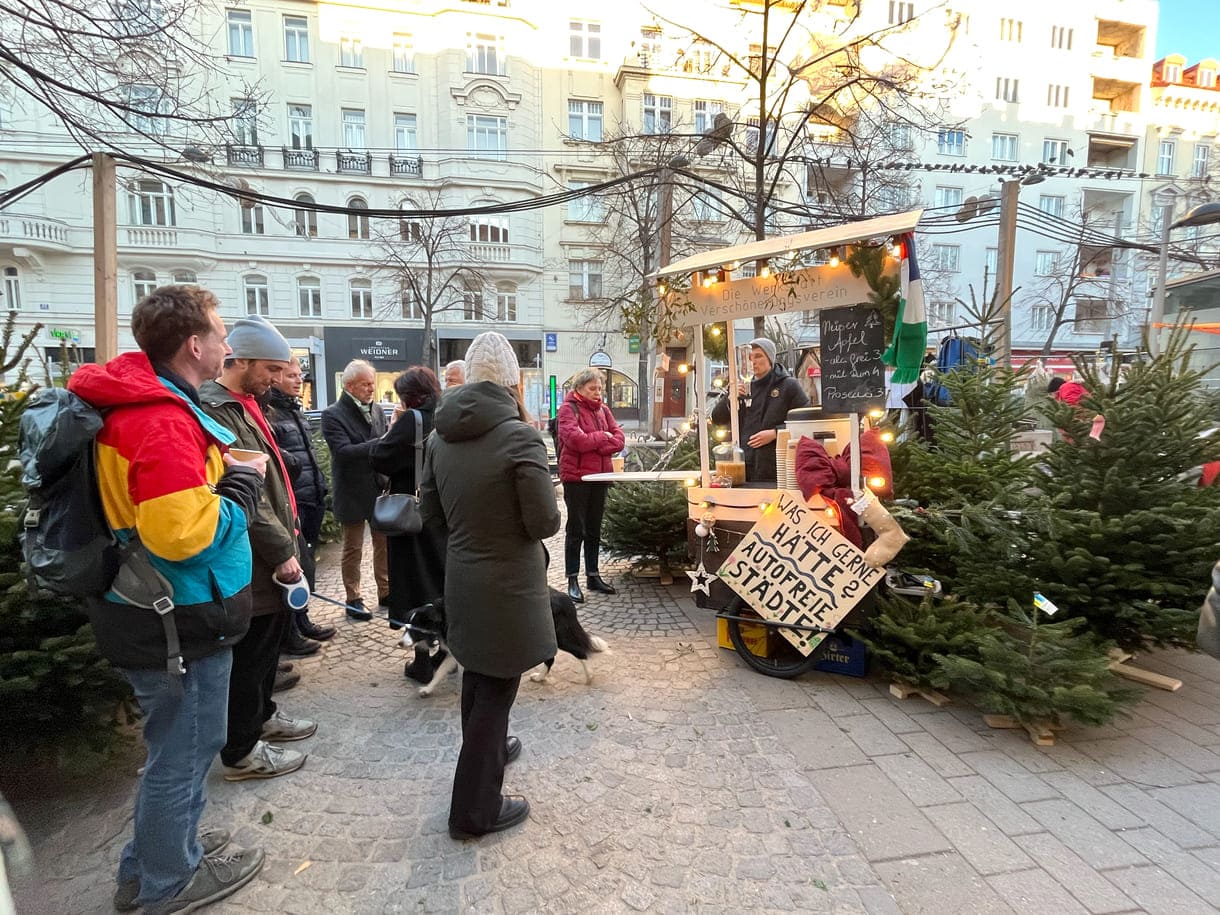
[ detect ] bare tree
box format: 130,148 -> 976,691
370,187 -> 487,370
0,0 -> 259,151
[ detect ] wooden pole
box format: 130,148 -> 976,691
993,179 -> 1019,367
92,152 -> 118,363
652,171 -> 675,439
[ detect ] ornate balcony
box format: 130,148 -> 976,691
0,213 -> 73,253
390,154 -> 423,176
282,147 -> 319,170
226,144 -> 264,167
337,150 -> 371,174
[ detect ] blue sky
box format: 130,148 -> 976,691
1155,0 -> 1216,62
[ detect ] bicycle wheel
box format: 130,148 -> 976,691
725,596 -> 822,679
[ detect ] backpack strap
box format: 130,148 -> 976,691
410,409 -> 423,494
110,541 -> 185,694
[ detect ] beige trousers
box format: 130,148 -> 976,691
340,521 -> 389,604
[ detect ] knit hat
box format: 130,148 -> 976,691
747,337 -> 776,368
228,315 -> 292,362
464,331 -> 520,387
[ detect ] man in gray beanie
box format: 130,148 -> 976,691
201,315 -> 318,782
710,335 -> 808,482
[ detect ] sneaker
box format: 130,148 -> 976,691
272,670 -> 299,694
260,710 -> 317,742
222,741 -> 306,781
345,598 -> 373,622
142,847 -> 265,915
113,830 -> 232,911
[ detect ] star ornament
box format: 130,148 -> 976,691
686,562 -> 714,595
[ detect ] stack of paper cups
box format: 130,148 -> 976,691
775,430 -> 791,489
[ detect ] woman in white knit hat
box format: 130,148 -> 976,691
419,331 -> 561,839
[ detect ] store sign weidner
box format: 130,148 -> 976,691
718,492 -> 883,656
666,263 -> 875,327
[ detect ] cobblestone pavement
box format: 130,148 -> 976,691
11,527 -> 1220,914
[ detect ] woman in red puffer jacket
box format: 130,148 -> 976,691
557,369 -> 625,604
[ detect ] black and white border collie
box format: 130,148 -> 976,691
399,588 -> 609,697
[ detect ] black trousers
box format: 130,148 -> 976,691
563,481 -> 608,578
221,611 -> 289,766
297,501 -> 324,555
449,670 -> 520,834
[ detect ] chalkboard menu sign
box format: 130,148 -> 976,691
819,305 -> 886,413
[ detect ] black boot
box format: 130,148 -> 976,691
567,575 -> 585,604
587,575 -> 617,595
296,610 -> 336,641
281,618 -> 321,658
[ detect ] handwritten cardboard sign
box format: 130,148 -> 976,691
665,263 -> 874,327
717,492 -> 883,656
819,305 -> 886,413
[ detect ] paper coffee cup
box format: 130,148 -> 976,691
611,456 -> 625,473
228,448 -> 265,462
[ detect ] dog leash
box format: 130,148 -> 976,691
309,592 -> 359,610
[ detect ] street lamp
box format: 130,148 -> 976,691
1150,199 -> 1220,356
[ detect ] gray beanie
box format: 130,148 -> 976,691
228,314 -> 292,362
465,331 -> 520,387
747,336 -> 776,368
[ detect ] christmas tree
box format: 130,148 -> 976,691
0,312 -> 128,757
852,592 -> 989,691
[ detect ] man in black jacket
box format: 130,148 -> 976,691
267,362 -> 335,643
710,336 -> 809,482
322,359 -> 389,621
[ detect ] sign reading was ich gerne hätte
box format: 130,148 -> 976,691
717,491 -> 883,656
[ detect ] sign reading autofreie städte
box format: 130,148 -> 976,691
717,492 -> 883,656
665,263 -> 874,327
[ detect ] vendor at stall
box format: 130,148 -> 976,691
711,337 -> 809,483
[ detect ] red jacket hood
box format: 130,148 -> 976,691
68,352 -> 186,410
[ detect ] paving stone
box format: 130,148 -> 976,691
1020,800 -> 1148,870
836,715 -> 912,758
924,802 -> 1036,875
958,751 -> 1059,804
1011,832 -> 1136,914
872,851 -> 1016,914
947,776 -> 1044,837
986,868 -> 1091,915
873,752 -> 963,807
1102,864 -> 1214,915
1148,783 -> 1220,843
1125,725 -> 1220,774
1075,737 -> 1207,788
761,707 -> 869,770
1099,783 -> 1219,849
1118,826 -> 1220,908
857,697 -> 927,735
1039,770 -> 1145,830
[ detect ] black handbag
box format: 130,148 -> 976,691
370,410 -> 424,536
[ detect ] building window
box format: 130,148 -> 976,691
231,97 -> 258,146
399,203 -> 423,242
985,247 -> 998,278
243,274 -> 269,316
227,9 -> 254,57
400,284 -> 421,320
889,1 -> 914,25
1075,298 -> 1108,334
394,113 -> 418,151
125,84 -> 167,135
637,26 -> 663,67
685,40 -> 717,74
745,117 -> 777,155
995,77 -> 1019,103
694,100 -> 724,136
1199,68 -> 1218,89
991,133 -> 1018,160
567,181 -> 604,222
930,244 -> 961,272
1046,84 -> 1070,108
288,104 -> 313,149
467,34 -> 505,75
928,301 -> 954,327
392,34 -> 415,73
132,270 -> 157,301
692,190 -> 726,222
569,20 -> 601,59
469,215 -> 509,245
1043,138 -> 1070,164
467,115 -> 507,159
568,100 -> 603,141
999,18 -> 1022,42
347,196 -> 369,240
297,276 -> 322,318
283,15 -> 309,62
1193,144 -> 1211,178
1031,304 -> 1053,332
1034,250 -> 1059,276
339,35 -> 363,68
643,94 -> 672,135
933,186 -> 964,209
342,109 -> 366,149
495,283 -> 518,322
239,202 -> 264,235
1050,25 -> 1072,50
350,278 -> 373,319
568,259 -> 603,300
172,270 -> 197,285
128,179 -> 175,226
2,266 -> 21,311
1158,140 -> 1176,175
937,128 -> 966,156
1162,62 -> 1182,84
1038,195 -> 1065,218
294,192 -> 317,237
462,282 -> 485,321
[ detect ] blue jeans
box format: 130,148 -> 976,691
117,649 -> 232,907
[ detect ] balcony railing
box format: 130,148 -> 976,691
337,150 -> 371,174
283,147 -> 320,170
123,227 -> 178,247
0,213 -> 72,249
470,243 -> 511,262
226,144 -> 264,167
390,154 -> 423,176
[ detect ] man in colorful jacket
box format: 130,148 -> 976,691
68,285 -> 267,914
200,316 -> 318,783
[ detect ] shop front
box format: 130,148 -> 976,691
321,327 -> 426,405
439,330 -> 544,423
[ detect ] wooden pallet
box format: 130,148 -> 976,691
889,682 -> 952,707
983,714 -> 1062,747
1107,650 -> 1182,692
